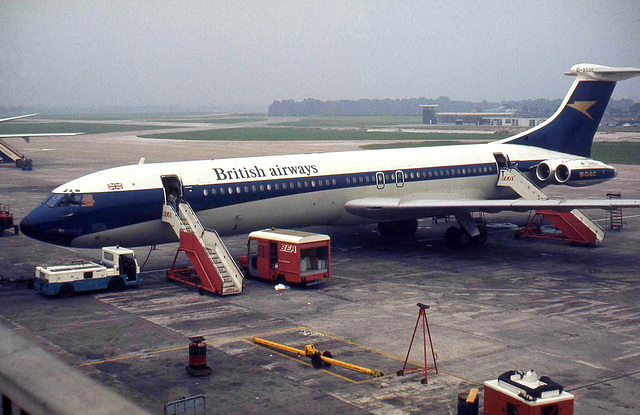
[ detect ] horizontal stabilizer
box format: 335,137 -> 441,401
565,64 -> 640,82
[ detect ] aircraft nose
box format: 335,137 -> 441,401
20,206 -> 77,246
19,216 -> 34,238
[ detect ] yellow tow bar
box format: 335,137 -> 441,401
253,336 -> 383,377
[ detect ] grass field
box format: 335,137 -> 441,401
140,127 -> 508,141
160,117 -> 266,123
591,142 -> 640,165
0,122 -> 176,135
359,141 -> 462,149
598,126 -> 640,133
272,115 -> 422,127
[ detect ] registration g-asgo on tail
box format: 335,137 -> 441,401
20,64 -> 640,248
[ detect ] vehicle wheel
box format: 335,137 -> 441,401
59,283 -> 75,298
14,225 -> 19,235
276,275 -> 286,285
0,227 -> 4,237
311,352 -> 323,369
108,276 -> 125,292
322,351 -> 333,366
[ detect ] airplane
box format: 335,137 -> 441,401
19,63 -> 640,249
0,113 -> 82,170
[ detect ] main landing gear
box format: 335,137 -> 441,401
378,219 -> 419,238
445,225 -> 488,248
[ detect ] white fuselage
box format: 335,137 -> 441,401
47,142 -> 570,247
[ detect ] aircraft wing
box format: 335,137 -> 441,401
0,133 -> 83,138
344,196 -> 640,220
0,114 -> 82,140
0,113 -> 40,123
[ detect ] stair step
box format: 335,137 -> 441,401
168,200 -> 244,295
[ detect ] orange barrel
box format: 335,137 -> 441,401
188,336 -> 207,369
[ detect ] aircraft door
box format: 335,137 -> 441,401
161,175 -> 184,210
395,170 -> 405,188
376,172 -> 385,189
493,153 -> 511,177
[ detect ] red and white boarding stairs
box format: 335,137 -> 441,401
497,166 -> 605,246
162,201 -> 244,295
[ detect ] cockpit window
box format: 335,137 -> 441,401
59,193 -> 82,207
43,193 -> 90,208
44,194 -> 65,207
81,194 -> 95,207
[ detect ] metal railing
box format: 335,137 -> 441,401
0,323 -> 149,415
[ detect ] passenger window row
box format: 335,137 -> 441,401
200,165 -> 495,197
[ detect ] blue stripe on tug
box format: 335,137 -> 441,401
35,275 -> 141,296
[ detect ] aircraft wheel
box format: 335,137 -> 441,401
378,220 -> 418,237
108,276 -> 125,292
456,230 -> 471,248
399,219 -> 418,235
445,226 -> 459,247
59,283 -> 75,298
472,226 -> 488,246
378,222 -> 396,237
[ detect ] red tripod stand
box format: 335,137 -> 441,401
397,303 -> 438,384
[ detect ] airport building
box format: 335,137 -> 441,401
421,105 -> 546,126
420,105 -> 437,124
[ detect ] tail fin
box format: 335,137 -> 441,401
501,64 -> 640,157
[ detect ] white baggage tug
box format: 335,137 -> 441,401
34,246 -> 141,297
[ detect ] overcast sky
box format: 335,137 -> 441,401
2,1 -> 639,111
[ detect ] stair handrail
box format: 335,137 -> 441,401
571,209 -> 605,243
0,140 -> 23,161
201,227 -> 244,290
161,203 -> 186,237
178,202 -> 244,291
497,168 -> 548,200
